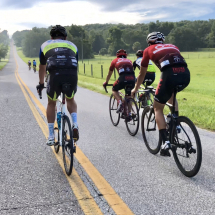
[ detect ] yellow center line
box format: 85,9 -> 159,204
14,46 -> 135,215
13,47 -> 103,215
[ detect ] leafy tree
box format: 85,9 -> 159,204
0,30 -> 9,45
0,44 -> 8,61
99,48 -> 108,56
92,34 -> 105,54
69,25 -> 94,59
107,27 -> 127,55
132,42 -> 141,52
168,27 -> 201,51
12,30 -> 29,47
69,25 -> 86,39
22,27 -> 49,57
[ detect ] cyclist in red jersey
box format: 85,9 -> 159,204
131,32 -> 190,156
103,49 -> 135,113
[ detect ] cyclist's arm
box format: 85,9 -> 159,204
39,64 -> 46,84
134,66 -> 147,91
106,60 -> 115,83
39,48 -> 47,84
133,61 -> 136,71
106,69 -> 114,83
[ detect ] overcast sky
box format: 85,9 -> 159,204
1,0 -> 215,35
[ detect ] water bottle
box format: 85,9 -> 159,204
57,112 -> 61,130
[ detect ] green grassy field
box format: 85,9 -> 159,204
0,47 -> 10,70
17,47 -> 215,130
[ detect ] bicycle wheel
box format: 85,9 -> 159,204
125,98 -> 139,136
109,94 -> 120,126
171,116 -> 202,177
62,115 -> 74,176
141,106 -> 162,154
54,127 -> 60,153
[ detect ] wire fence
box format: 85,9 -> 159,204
78,63 -> 118,81
77,51 -> 215,80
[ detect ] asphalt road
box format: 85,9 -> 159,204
0,45 -> 84,215
1,43 -> 215,215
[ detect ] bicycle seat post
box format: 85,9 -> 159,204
172,88 -> 178,115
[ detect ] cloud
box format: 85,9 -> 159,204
0,0 -> 214,36
17,22 -> 49,28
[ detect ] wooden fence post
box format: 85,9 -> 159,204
91,64 -> 93,77
84,63 -> 85,74
101,65 -> 103,79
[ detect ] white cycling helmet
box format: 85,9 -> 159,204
146,32 -> 165,45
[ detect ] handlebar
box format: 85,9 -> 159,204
103,84 -> 113,93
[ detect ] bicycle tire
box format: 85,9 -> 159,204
109,94 -> 120,126
62,115 -> 74,176
54,127 -> 60,153
125,98 -> 139,136
141,106 -> 162,154
171,116 -> 202,177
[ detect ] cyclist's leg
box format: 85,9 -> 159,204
167,66 -> 190,116
112,79 -> 122,101
46,74 -> 60,145
112,76 -> 124,112
154,70 -> 173,156
63,75 -> 79,140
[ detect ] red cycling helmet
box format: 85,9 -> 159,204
116,49 -> 127,58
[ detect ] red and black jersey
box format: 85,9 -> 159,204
109,58 -> 133,74
141,44 -> 186,70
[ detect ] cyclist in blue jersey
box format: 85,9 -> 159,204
36,25 -> 79,146
33,60 -> 36,72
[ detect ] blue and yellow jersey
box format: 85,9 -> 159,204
133,57 -> 156,73
39,39 -> 78,74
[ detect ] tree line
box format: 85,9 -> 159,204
0,30 -> 9,61
12,19 -> 215,59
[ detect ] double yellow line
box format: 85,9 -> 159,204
13,47 -> 134,215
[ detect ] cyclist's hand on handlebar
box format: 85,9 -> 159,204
103,81 -> 107,88
131,88 -> 137,98
36,82 -> 45,99
36,82 -> 44,92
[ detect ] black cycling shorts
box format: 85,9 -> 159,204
143,72 -> 155,86
112,73 -> 135,96
47,74 -> 77,101
155,66 -> 190,104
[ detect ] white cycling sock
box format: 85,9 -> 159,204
48,123 -> 54,139
71,112 -> 78,126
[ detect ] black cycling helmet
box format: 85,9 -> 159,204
136,50 -> 143,57
146,32 -> 165,45
50,25 -> 67,37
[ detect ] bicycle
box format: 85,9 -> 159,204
104,84 -> 139,136
38,84 -> 76,176
141,85 -> 202,177
135,84 -> 155,110
33,65 -> 36,73
28,65 -> 31,70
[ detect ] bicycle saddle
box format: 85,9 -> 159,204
146,86 -> 154,90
